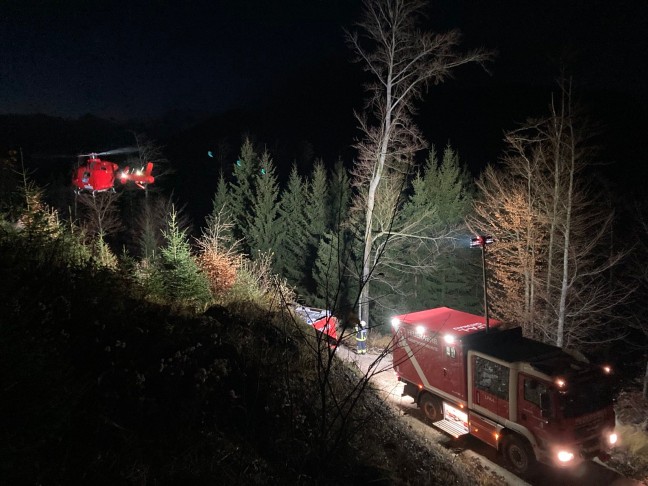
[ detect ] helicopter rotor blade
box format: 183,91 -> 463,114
78,147 -> 140,157
97,147 -> 140,156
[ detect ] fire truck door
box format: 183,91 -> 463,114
517,375 -> 551,442
442,344 -> 460,395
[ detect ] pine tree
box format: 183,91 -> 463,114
247,151 -> 281,259
408,146 -> 479,311
275,164 -> 309,290
313,231 -> 357,311
158,206 -> 212,309
305,160 -> 329,241
371,145 -> 478,318
329,158 -> 351,233
211,171 -> 231,218
229,138 -> 259,246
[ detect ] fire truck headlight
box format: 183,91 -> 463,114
416,325 -> 425,337
444,334 -> 455,344
608,432 -> 618,445
391,318 -> 400,329
557,450 -> 575,463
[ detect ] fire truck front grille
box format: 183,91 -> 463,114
574,422 -> 601,440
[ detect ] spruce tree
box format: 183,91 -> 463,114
305,160 -> 329,239
211,171 -> 231,218
329,158 -> 351,233
373,145 -> 479,316
247,151 -> 281,260
291,160 -> 330,298
158,206 -> 212,309
312,230 -> 357,311
416,146 -> 479,312
228,138 -> 259,247
275,164 -> 309,290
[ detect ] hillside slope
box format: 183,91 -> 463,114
0,230 -> 477,485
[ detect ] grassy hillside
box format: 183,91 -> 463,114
0,221 -> 476,485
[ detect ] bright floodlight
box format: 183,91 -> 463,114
416,325 -> 425,337
444,334 -> 455,344
391,317 -> 400,328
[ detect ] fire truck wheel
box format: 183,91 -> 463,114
503,434 -> 536,475
420,393 -> 442,422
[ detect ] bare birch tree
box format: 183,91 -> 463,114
471,80 -> 628,348
77,192 -> 122,242
347,0 -> 491,324
472,165 -> 546,338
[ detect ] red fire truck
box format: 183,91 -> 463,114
391,307 -> 617,475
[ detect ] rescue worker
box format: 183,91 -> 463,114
355,320 -> 368,354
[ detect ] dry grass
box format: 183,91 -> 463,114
610,388 -> 648,482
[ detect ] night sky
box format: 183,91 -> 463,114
1,0 -> 647,172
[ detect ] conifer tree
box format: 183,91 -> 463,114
371,146 -> 478,318
313,231 -> 357,311
275,164 -> 309,290
211,171 -> 231,219
158,206 -> 212,309
294,160 -> 333,298
247,151 -> 281,259
306,159 -> 356,308
329,158 -> 351,233
228,138 -> 259,246
17,178 -> 92,266
305,160 -> 329,241
405,146 -> 479,312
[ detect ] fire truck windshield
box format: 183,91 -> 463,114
557,380 -> 613,418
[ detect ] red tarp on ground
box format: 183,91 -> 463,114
294,305 -> 338,345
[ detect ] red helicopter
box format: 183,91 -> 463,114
71,147 -> 155,194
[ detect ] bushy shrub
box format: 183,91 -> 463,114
226,252 -> 295,308
197,250 -> 239,296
